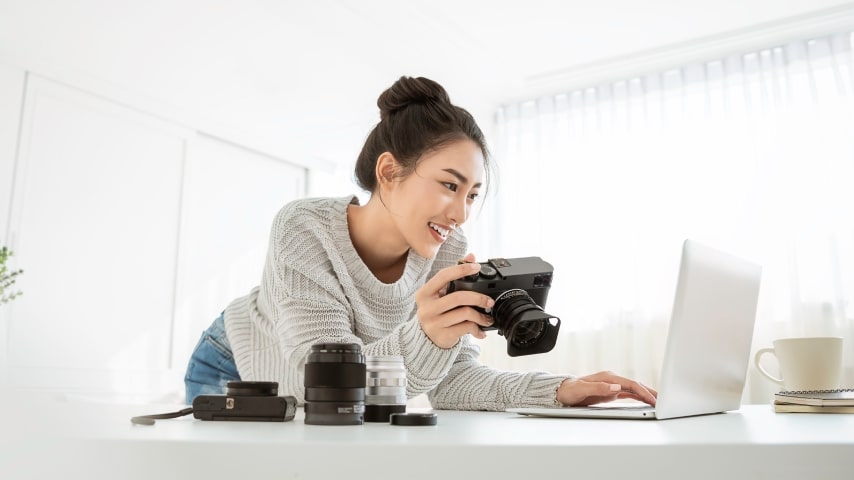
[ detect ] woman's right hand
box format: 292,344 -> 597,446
414,254 -> 495,349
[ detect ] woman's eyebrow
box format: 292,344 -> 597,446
442,168 -> 482,189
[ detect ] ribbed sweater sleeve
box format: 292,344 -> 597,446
223,195 -> 569,410
427,339 -> 568,410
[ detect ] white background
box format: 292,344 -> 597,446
1,0 -> 854,401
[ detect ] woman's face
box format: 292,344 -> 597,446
384,139 -> 485,259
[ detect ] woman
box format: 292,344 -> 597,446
184,76 -> 657,410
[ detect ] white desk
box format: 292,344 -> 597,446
2,394 -> 853,480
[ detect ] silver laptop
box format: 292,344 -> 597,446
507,239 -> 762,420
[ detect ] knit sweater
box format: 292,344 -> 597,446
223,195 -> 568,410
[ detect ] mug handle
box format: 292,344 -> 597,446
754,347 -> 784,386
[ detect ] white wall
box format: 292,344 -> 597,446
3,0 -> 854,399
0,67 -> 308,400
2,0 -> 853,175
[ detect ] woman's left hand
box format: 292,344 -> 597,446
556,371 -> 658,407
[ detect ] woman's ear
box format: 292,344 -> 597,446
375,152 -> 398,188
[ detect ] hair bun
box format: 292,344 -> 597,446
377,76 -> 451,119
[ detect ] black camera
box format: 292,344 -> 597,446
192,381 -> 297,422
447,257 -> 561,357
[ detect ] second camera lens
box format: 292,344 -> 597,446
304,343 -> 366,425
364,355 -> 407,422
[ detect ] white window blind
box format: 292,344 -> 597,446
470,31 -> 854,402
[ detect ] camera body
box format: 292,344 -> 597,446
192,381 -> 297,422
448,257 -> 561,357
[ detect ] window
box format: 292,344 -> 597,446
469,31 -> 854,402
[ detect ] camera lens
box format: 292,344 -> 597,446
304,343 -> 366,425
510,320 -> 546,347
364,355 -> 407,422
492,289 -> 561,355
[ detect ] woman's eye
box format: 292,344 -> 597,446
442,182 -> 458,192
468,192 -> 479,201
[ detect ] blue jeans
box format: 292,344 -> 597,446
184,313 -> 240,404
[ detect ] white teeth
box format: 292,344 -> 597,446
428,222 -> 449,239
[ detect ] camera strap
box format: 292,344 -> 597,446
130,407 -> 194,426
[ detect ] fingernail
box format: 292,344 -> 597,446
609,384 -> 621,392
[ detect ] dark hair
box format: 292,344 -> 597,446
354,76 -> 490,193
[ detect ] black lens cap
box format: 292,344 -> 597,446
390,412 -> 438,426
226,381 -> 278,396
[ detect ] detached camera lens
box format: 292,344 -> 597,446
364,355 -> 407,422
304,343 -> 366,425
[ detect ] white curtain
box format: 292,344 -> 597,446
468,31 -> 854,403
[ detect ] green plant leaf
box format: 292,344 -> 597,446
0,245 -> 23,304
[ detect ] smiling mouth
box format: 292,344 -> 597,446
428,222 -> 450,240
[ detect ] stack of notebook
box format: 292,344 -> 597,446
773,388 -> 854,413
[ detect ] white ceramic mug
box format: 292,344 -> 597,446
754,336 -> 843,391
